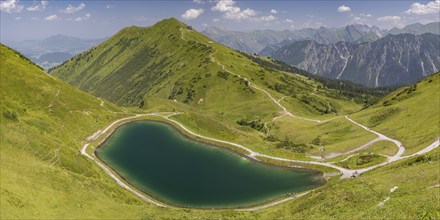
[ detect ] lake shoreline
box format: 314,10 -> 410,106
93,118 -> 327,210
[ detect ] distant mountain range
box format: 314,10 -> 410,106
204,22 -> 439,87
5,21 -> 440,86
49,18 -> 375,116
31,52 -> 74,70
5,35 -> 105,70
204,22 -> 439,54
386,22 -> 440,35
263,33 -> 440,87
202,27 -> 293,54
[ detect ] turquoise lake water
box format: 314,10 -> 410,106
97,121 -> 325,208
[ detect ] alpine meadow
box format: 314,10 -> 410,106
1,1 -> 439,219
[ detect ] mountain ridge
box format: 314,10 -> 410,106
386,22 -> 440,36
203,22 -> 439,55
263,33 -> 440,87
50,17 -> 368,120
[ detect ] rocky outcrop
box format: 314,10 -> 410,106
267,33 -> 440,87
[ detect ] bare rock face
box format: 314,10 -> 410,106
267,33 -> 440,87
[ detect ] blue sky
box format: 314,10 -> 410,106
1,0 -> 439,42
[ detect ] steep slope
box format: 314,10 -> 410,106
51,19 -> 225,107
50,18 -> 364,120
266,33 -> 440,87
0,44 -> 147,219
351,72 -> 440,154
51,18 -> 399,161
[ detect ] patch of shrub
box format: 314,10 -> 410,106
237,119 -> 265,132
368,107 -> 401,126
300,95 -> 310,104
138,100 -> 145,108
311,136 -> 321,145
3,110 -> 18,121
404,155 -> 431,166
217,71 -> 229,80
264,135 -> 278,142
275,138 -> 307,153
355,154 -> 379,165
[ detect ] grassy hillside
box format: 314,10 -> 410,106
50,18 -> 363,118
351,72 -> 440,155
0,44 -> 151,219
255,148 -> 440,219
2,28 -> 440,219
48,18 -> 388,159
49,16 -> 438,172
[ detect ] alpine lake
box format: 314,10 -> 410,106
96,121 -> 325,209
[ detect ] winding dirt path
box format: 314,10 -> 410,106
80,114 -> 167,207
345,116 -> 405,159
325,137 -> 383,159
79,28 -> 440,210
236,191 -> 310,211
205,40 -> 398,160
81,113 -> 439,209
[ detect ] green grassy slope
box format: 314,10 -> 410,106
50,18 -> 362,119
0,44 -> 150,219
49,18 -> 382,158
255,148 -> 440,219
2,33 -> 440,219
269,116 -> 377,156
351,72 -> 440,155
48,17 -> 438,173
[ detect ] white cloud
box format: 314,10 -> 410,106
14,16 -> 21,20
0,0 -> 23,13
260,15 -> 276,21
352,17 -> 368,24
284,18 -> 293,23
105,4 -> 114,9
406,0 -> 440,14
182,8 -> 204,20
26,0 -> 48,12
193,0 -> 204,4
270,9 -> 278,14
75,13 -> 91,22
213,18 -> 220,22
360,13 -> 372,17
377,15 -> 401,22
62,2 -> 85,13
45,14 -> 60,21
337,5 -> 351,12
211,0 -> 256,20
